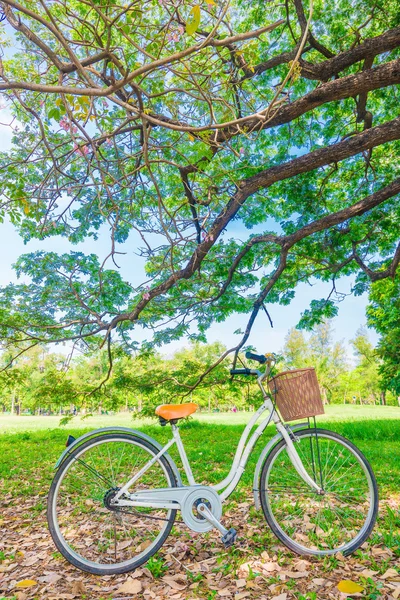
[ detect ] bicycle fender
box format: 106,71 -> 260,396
53,426 -> 183,487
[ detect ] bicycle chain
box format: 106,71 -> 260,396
113,506 -> 184,524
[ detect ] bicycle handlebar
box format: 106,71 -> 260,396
245,351 -> 267,364
230,368 -> 252,376
230,351 -> 276,378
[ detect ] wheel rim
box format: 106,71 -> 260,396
51,437 -> 175,570
262,431 -> 376,555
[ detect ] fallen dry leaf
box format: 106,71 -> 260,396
162,576 -> 187,591
116,539 -> 132,551
381,568 -> 400,580
271,594 -> 287,600
15,579 -> 38,588
280,570 -> 308,579
337,580 -> 364,594
235,593 -> 250,600
70,580 -> 87,596
136,539 -> 152,553
262,561 -> 280,572
335,552 -> 346,562
360,569 -> 378,578
116,577 -> 143,594
22,555 -> 40,567
38,572 -> 62,584
293,559 -> 310,571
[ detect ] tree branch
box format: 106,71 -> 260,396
354,242 -> 400,282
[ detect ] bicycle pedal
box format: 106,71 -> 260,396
221,528 -> 237,548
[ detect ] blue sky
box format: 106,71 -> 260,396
0,107 -> 378,361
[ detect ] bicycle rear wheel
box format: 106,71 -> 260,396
260,428 -> 378,556
47,433 -> 177,575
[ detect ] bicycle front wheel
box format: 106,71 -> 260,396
47,433 -> 177,575
260,428 -> 378,556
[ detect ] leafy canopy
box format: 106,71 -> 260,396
0,0 -> 399,384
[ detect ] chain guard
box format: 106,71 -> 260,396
181,487 -> 222,533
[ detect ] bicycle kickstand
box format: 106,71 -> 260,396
197,503 -> 237,548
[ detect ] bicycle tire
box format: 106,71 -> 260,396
47,433 -> 177,575
259,428 -> 378,556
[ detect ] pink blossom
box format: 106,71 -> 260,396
143,292 -> 150,300
167,31 -> 180,43
59,116 -> 69,131
60,116 -> 77,133
167,25 -> 184,43
74,144 -> 90,156
202,231 -> 214,243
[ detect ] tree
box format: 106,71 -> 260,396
309,323 -> 348,403
0,0 -> 399,389
282,322 -> 347,403
281,328 -> 309,369
111,342 -> 252,414
367,276 -> 400,402
0,344 -> 74,413
347,327 -> 382,404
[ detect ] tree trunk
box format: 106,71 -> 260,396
380,391 -> 386,405
321,387 -> 329,405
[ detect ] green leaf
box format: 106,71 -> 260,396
47,108 -> 61,121
186,5 -> 201,36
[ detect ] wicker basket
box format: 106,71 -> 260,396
268,368 -> 324,422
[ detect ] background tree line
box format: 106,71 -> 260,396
1,315 -> 398,417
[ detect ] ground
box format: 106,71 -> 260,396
0,408 -> 399,600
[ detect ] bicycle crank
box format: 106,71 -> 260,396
181,487 -> 237,546
181,487 -> 222,533
197,503 -> 238,548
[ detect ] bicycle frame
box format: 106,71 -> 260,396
113,366 -> 322,510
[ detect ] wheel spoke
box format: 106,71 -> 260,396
49,435 -> 176,573
260,430 -> 377,556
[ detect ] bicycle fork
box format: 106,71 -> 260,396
276,423 -> 323,493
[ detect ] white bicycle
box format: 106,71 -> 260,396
48,352 -> 378,575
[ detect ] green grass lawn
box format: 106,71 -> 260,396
0,412 -> 399,498
1,406 -> 399,499
1,403 -> 399,433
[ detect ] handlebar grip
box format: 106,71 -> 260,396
230,368 -> 252,376
245,351 -> 267,364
